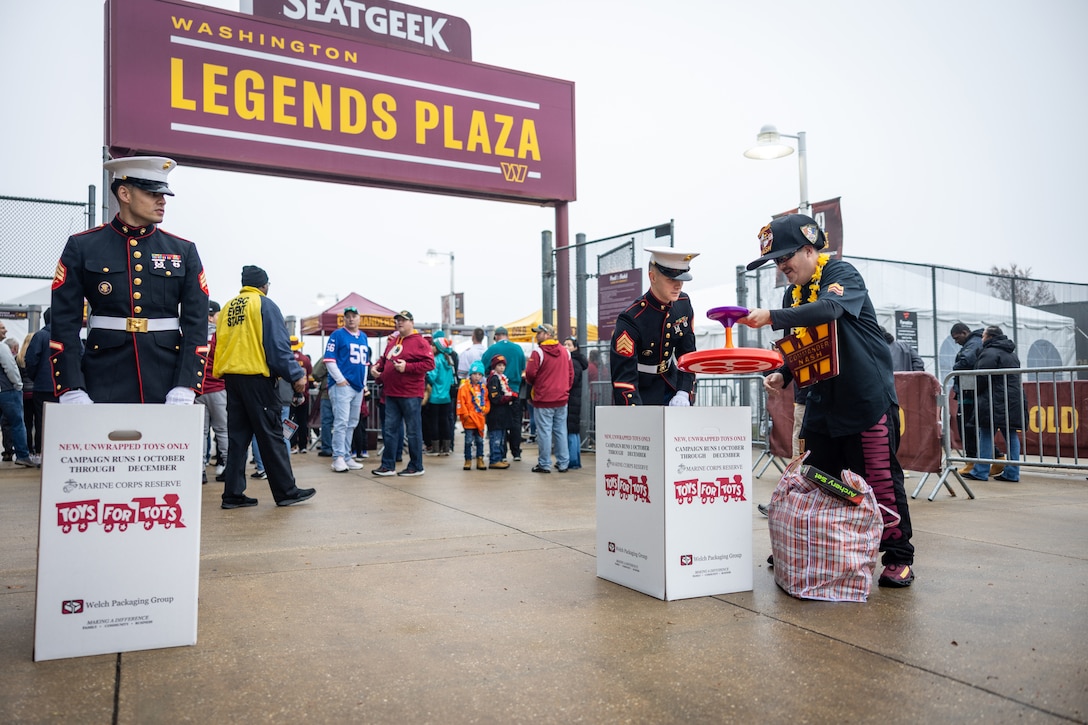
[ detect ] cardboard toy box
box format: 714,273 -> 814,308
596,406 -> 753,600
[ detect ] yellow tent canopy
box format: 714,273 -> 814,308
502,310 -> 598,343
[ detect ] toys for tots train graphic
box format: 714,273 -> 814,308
603,473 -> 747,505
56,494 -> 186,533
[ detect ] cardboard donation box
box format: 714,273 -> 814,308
596,406 -> 753,600
34,404 -> 204,661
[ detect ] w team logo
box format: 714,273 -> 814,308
500,162 -> 528,183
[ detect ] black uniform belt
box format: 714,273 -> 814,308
88,315 -> 180,333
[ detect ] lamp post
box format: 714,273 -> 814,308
744,124 -> 810,217
426,249 -> 456,328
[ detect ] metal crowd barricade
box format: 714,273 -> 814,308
927,365 -> 1088,501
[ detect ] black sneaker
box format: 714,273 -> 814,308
531,465 -> 550,474
277,488 -> 316,507
513,455 -> 521,462
202,471 -> 207,485
251,470 -> 267,479
215,472 -> 227,482
397,467 -> 424,477
757,503 -> 769,517
318,451 -> 333,457
372,467 -> 396,477
222,495 -> 258,509
556,467 -> 568,473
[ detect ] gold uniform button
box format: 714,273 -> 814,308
133,278 -> 142,286
133,251 -> 142,259
134,306 -> 143,313
133,292 -> 141,300
129,239 -> 138,247
165,271 -> 172,276
134,264 -> 143,272
102,267 -> 109,272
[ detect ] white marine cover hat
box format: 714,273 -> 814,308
645,246 -> 699,281
103,155 -> 177,196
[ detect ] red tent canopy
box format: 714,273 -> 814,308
300,293 -> 398,336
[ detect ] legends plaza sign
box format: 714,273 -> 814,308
106,0 -> 576,204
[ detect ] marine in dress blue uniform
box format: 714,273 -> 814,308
609,247 -> 699,406
50,156 -> 209,404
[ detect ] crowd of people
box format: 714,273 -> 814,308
0,156 -> 1019,594
1,155 -> 599,511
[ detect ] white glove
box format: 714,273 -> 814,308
165,387 -> 196,405
669,392 -> 691,407
60,390 -> 94,405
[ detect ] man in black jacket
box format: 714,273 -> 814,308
740,214 -> 915,588
951,322 -> 985,470
563,338 -> 589,469
963,326 -> 1022,482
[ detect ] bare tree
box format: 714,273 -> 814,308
987,264 -> 1056,306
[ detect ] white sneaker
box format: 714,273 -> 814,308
332,456 -> 348,473
345,457 -> 364,470
355,452 -> 369,459
215,463 -> 226,476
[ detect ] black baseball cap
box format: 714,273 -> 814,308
746,214 -> 827,270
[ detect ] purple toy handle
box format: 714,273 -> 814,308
707,306 -> 749,328
706,306 -> 749,348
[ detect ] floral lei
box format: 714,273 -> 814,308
470,380 -> 487,412
790,253 -> 830,337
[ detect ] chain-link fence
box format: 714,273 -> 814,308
736,257 -> 1088,379
561,251 -> 1087,453
1,193 -> 96,280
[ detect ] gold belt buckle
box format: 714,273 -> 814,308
125,317 -> 148,333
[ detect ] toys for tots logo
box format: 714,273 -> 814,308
603,473 -> 651,503
673,475 -> 746,505
56,494 -> 186,534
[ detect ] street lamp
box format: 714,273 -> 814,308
425,249 -> 456,328
744,124 -> 810,217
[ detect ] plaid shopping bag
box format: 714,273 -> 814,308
767,453 -> 889,602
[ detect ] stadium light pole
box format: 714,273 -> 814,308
425,249 -> 456,328
744,124 -> 810,217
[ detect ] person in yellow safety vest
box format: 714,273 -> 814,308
214,265 -> 314,509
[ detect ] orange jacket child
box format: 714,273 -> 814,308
457,370 -> 490,431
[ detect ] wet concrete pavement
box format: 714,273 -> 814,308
2,448 -> 1086,723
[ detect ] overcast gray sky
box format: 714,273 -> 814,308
3,0 -> 1085,346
